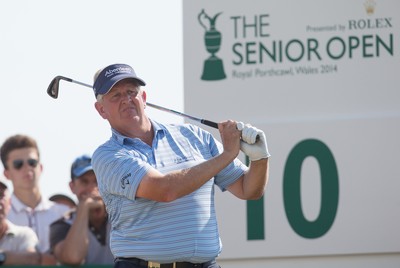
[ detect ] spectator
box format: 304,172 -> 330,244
50,154 -> 113,265
0,134 -> 70,264
0,177 -> 42,265
49,193 -> 77,209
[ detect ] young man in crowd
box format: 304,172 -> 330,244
0,134 -> 70,264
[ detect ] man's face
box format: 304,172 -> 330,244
70,170 -> 101,202
0,186 -> 11,220
95,79 -> 147,131
3,148 -> 42,190
70,170 -> 105,218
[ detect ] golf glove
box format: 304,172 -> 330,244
237,122 -> 270,161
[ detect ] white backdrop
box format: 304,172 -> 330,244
183,0 -> 400,262
0,0 -> 183,201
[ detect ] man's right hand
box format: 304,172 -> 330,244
218,120 -> 242,160
80,194 -> 104,211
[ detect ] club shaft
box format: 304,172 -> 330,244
51,76 -> 218,129
146,103 -> 218,128
73,80 -> 92,89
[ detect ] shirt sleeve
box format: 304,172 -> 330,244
13,226 -> 40,252
93,143 -> 152,201
49,219 -> 71,253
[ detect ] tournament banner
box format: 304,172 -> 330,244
183,0 -> 399,259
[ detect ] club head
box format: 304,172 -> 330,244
47,76 -> 72,99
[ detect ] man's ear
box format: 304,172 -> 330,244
3,169 -> 9,179
69,180 -> 76,194
142,90 -> 147,103
95,102 -> 107,119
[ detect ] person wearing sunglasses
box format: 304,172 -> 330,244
0,134 -> 70,265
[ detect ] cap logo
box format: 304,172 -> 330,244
104,66 -> 133,78
93,63 -> 145,97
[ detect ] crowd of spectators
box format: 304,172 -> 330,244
0,134 -> 113,266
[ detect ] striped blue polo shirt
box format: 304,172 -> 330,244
92,120 -> 247,263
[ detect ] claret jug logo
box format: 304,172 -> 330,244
198,9 -> 226,81
364,0 -> 376,15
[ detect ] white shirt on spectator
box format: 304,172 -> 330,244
7,194 -> 69,252
0,219 -> 39,251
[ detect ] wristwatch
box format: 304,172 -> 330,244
0,252 -> 6,265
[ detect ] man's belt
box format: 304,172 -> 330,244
115,257 -> 215,268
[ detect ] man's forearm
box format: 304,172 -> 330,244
242,158 -> 269,200
245,158 -> 269,199
140,150 -> 238,202
54,205 -> 90,265
3,251 -> 41,265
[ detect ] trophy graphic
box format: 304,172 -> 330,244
198,9 -> 226,81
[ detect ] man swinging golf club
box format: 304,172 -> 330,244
91,63 -> 270,268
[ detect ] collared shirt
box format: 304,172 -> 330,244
0,219 -> 39,251
49,210 -> 114,265
92,120 -> 247,263
8,194 -> 70,252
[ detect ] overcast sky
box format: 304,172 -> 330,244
0,0 -> 183,201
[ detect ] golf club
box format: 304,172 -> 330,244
47,75 -> 219,128
47,75 -> 259,141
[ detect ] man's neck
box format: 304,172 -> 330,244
13,188 -> 42,209
114,117 -> 154,146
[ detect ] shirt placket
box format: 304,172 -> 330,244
26,207 -> 38,235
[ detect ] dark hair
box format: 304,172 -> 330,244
0,134 -> 40,169
49,193 -> 76,208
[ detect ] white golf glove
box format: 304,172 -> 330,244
237,122 -> 270,161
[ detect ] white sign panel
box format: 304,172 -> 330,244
183,0 -> 400,259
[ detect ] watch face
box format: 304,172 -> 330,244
0,252 -> 5,263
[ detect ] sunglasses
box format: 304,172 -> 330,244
12,159 -> 39,170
